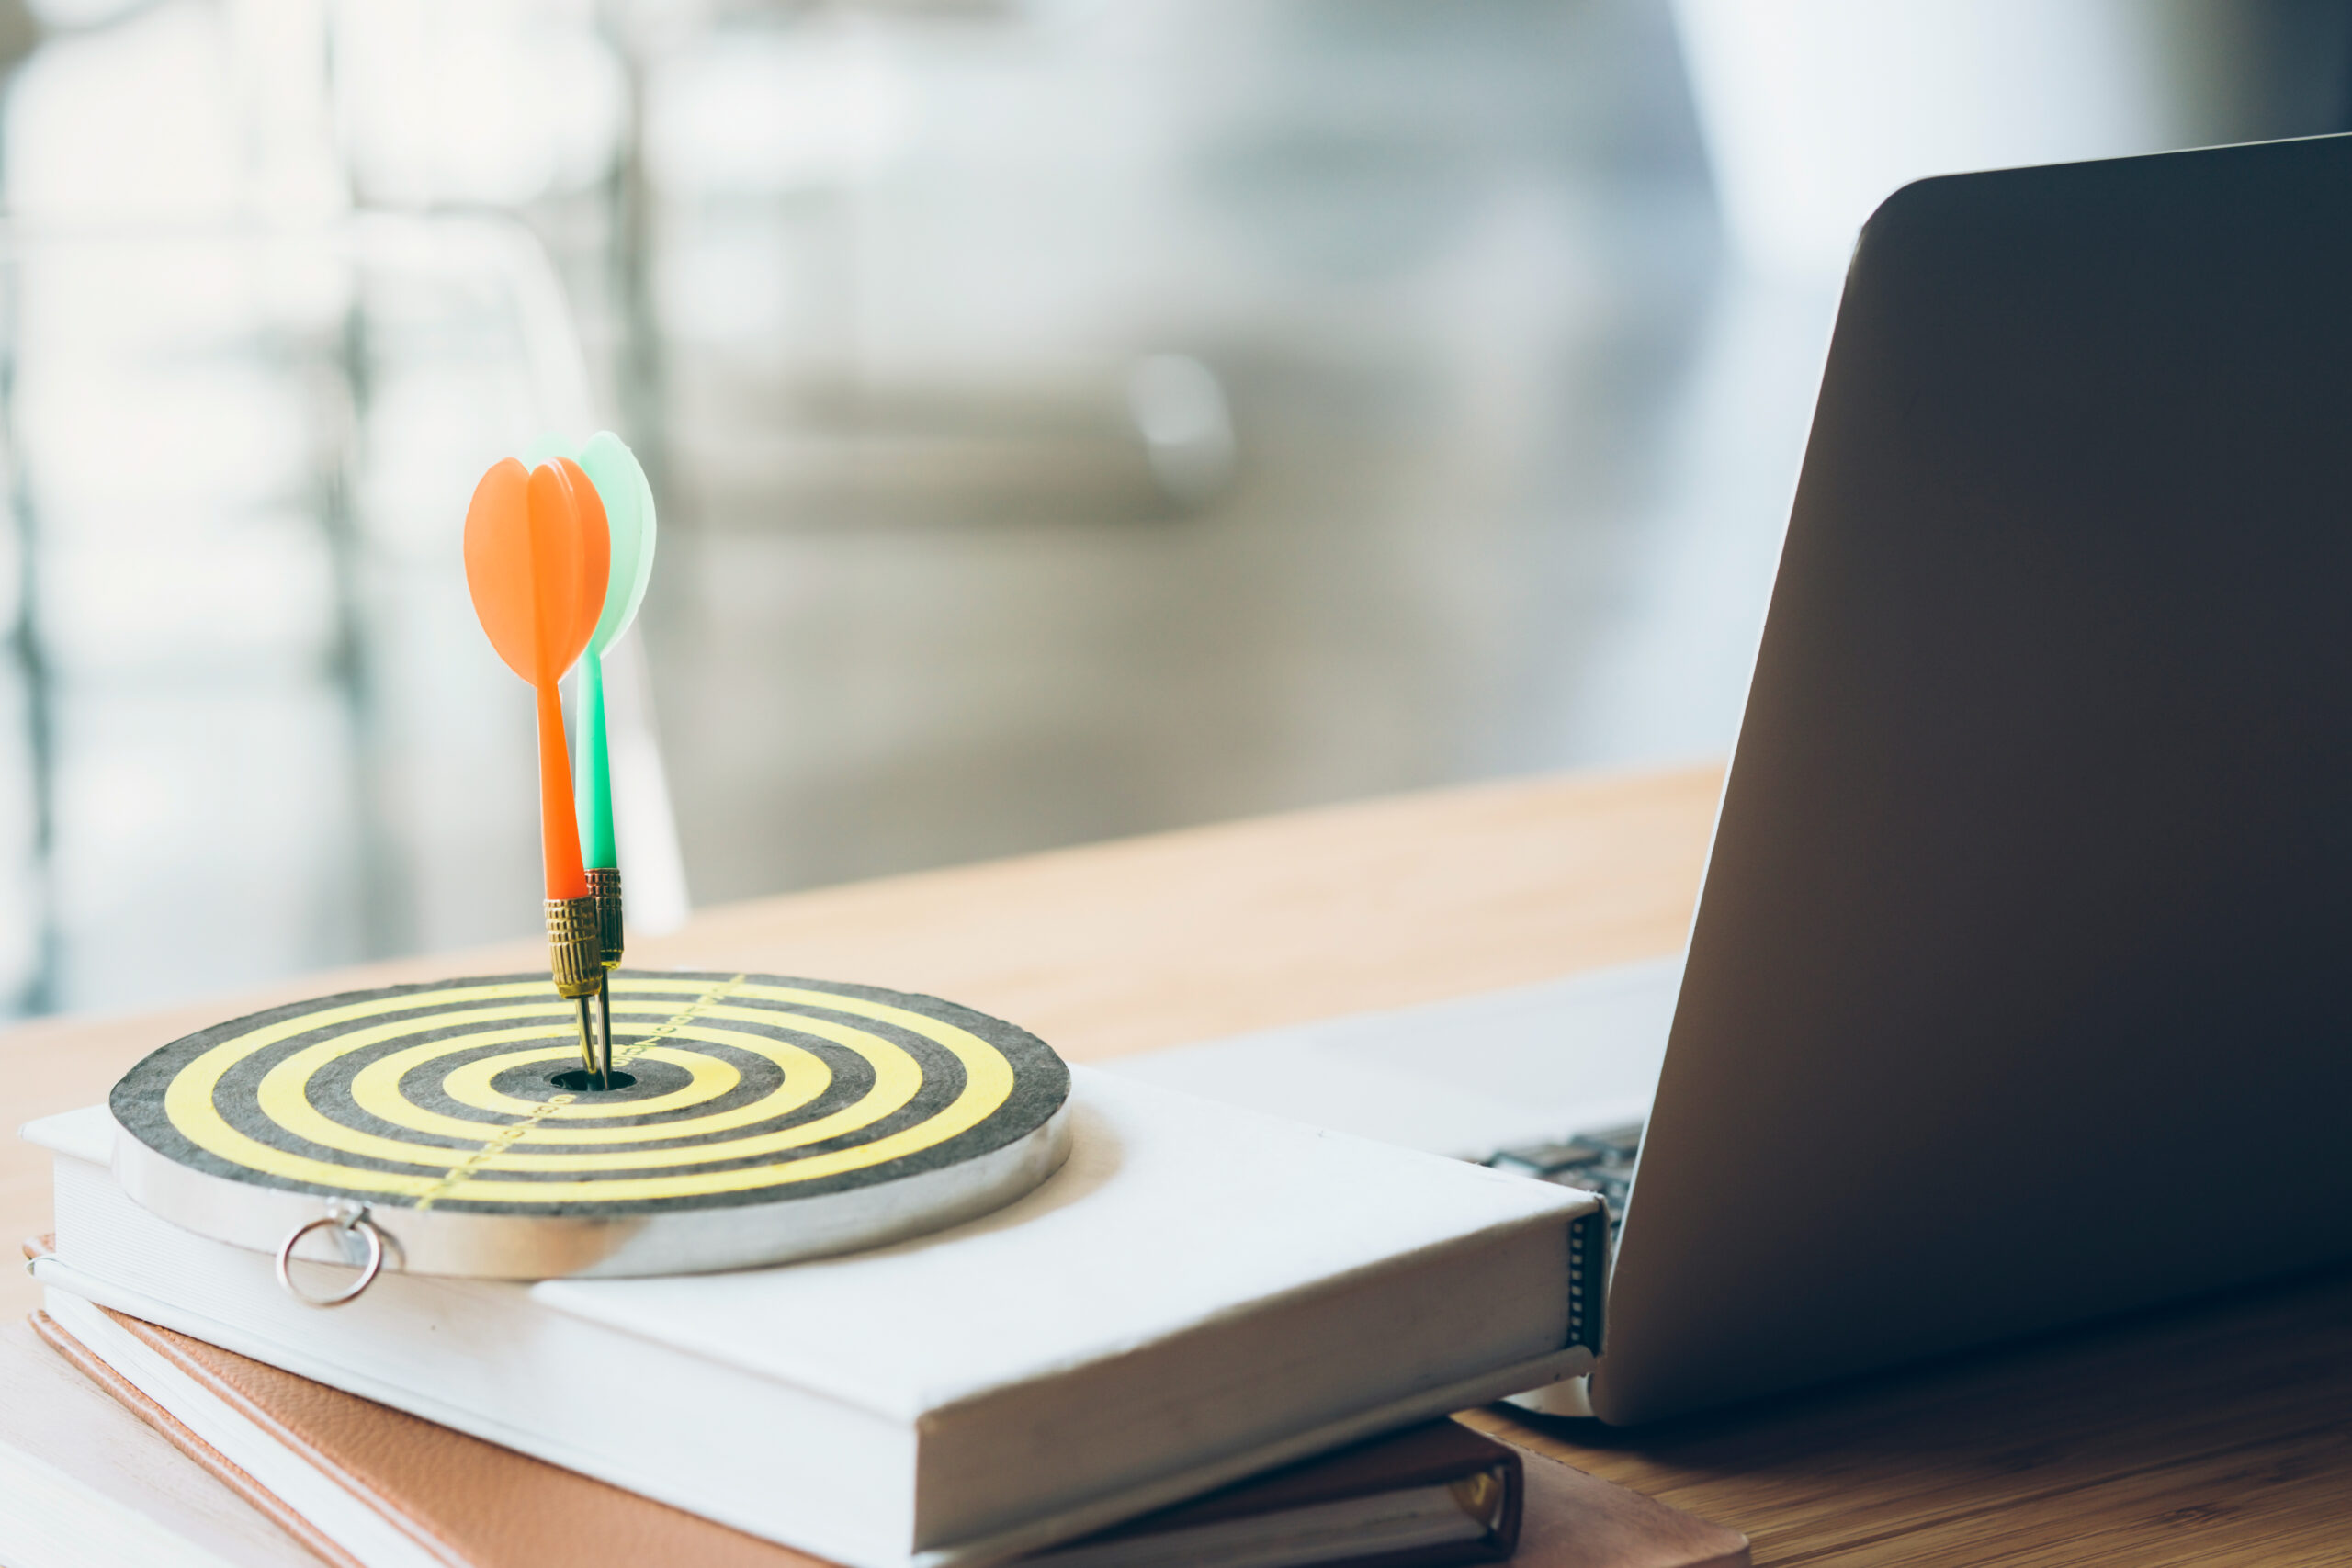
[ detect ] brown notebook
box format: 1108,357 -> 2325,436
30,1292 -> 1746,1568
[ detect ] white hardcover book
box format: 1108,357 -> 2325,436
23,1066 -> 1603,1568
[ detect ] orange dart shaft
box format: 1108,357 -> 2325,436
536,679 -> 588,900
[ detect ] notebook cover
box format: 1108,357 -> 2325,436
30,1301 -> 823,1568
27,1237 -> 1745,1568
32,1301 -> 1535,1568
28,1305 -> 368,1568
23,1072 -> 1603,1568
32,1303 -> 1537,1568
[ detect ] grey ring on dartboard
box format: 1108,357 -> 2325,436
107,971 -> 1072,1284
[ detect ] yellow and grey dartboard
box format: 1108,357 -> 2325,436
108,971 -> 1071,1282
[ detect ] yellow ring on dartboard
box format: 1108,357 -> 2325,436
259,1017 -> 921,1170
371,991 -> 788,1122
159,979 -> 1019,1204
345,1032 -> 827,1144
436,1044 -> 742,1120
433,1048 -> 738,1123
421,991 -> 745,1124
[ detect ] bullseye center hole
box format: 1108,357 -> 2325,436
548,1068 -> 637,1092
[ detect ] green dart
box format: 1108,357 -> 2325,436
529,431 -> 657,1077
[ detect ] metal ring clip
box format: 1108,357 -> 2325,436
275,1201 -> 386,1308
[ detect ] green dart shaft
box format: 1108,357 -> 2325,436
575,649 -> 617,870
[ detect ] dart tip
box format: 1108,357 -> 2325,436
594,980 -> 614,1088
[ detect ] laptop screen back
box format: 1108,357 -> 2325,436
1594,134 -> 2352,1424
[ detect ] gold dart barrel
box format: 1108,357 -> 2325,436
587,866 -> 624,969
547,895 -> 605,1081
545,896 -> 603,998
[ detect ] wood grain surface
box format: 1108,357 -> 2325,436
10,759 -> 2351,1566
1473,1258 -> 2352,1568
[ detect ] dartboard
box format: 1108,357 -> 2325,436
108,972 -> 1071,1280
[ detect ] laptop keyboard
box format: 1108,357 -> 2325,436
1479,1121 -> 1644,1227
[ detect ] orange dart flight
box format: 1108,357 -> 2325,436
464,457 -> 610,898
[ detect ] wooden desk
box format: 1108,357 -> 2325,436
7,762 -> 2350,1566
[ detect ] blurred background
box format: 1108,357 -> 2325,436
0,0 -> 2346,1021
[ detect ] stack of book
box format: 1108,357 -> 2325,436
22,1067 -> 1747,1568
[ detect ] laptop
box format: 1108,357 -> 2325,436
1108,131 -> 2352,1425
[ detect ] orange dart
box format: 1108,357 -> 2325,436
464,456 -> 612,1078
